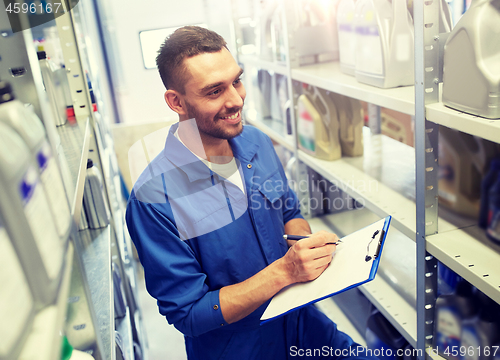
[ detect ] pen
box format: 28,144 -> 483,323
282,234 -> 342,245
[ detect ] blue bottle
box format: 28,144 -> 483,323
434,281 -> 478,360
460,292 -> 500,360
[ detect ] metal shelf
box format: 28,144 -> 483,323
57,117 -> 91,224
426,102 -> 500,144
315,299 -> 366,347
426,225 -> 500,304
238,55 -> 288,75
77,226 -> 113,360
299,127 -> 418,241
360,276 -> 417,348
308,209 -> 417,348
244,110 -> 294,152
115,307 -> 134,360
291,62 -> 415,116
18,243 -> 74,360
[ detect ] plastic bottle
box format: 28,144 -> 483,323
292,0 -> 340,65
479,159 -> 500,228
82,159 -> 109,229
354,0 -> 414,88
485,172 -> 500,245
337,0 -> 357,75
365,309 -> 408,359
460,293 -> 500,360
438,126 -> 498,218
0,81 -> 71,241
442,0 -> 500,119
38,50 -> 67,126
297,85 -> 341,161
328,92 -> 364,156
61,336 -> 95,360
0,122 -> 64,306
434,281 -> 479,360
0,216 -> 35,360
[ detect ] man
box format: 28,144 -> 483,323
126,26 -> 373,359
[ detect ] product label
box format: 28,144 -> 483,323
0,226 -> 33,356
435,308 -> 461,360
297,100 -> 316,153
338,22 -> 356,67
38,142 -> 71,238
461,326 -> 480,360
355,25 -> 383,76
395,33 -> 411,62
20,169 -> 63,280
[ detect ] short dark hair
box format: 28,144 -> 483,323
156,26 -> 228,93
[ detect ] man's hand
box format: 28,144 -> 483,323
219,229 -> 338,325
280,231 -> 338,284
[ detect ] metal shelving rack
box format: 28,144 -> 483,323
228,0 -> 500,357
0,1 -> 146,359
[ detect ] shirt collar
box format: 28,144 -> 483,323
164,122 -> 260,182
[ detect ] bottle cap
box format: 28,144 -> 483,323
37,51 -> 47,60
0,81 -> 15,104
61,336 -> 73,360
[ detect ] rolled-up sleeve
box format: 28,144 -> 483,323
126,197 -> 227,337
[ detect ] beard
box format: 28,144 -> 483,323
184,100 -> 244,140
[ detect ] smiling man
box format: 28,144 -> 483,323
126,26 -> 375,360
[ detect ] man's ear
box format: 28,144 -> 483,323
164,90 -> 187,116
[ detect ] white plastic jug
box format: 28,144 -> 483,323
354,0 -> 414,88
0,82 -> 71,242
0,218 -> 35,360
293,0 -> 340,65
442,0 -> 500,119
337,0 -> 358,75
0,122 -> 64,306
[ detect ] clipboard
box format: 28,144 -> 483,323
261,216 -> 391,323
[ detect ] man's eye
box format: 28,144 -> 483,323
233,78 -> 241,85
208,89 -> 221,96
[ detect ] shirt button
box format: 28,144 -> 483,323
220,323 -> 224,326
247,164 -> 252,169
213,305 -> 219,310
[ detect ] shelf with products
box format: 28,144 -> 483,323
426,225 -> 500,304
238,54 -> 288,76
299,126 -> 418,240
290,62 -> 415,116
57,116 -> 91,223
244,108 -> 294,151
76,226 -> 113,360
308,207 -> 417,348
18,243 -> 74,360
426,102 -> 500,145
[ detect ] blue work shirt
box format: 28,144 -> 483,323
126,123 -> 372,360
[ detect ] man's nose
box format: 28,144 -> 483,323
225,84 -> 245,109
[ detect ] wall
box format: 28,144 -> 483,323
103,0 -> 206,124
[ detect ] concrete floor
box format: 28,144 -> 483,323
137,267 -> 187,360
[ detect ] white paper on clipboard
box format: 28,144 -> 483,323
261,216 -> 391,322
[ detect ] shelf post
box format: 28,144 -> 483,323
414,0 -> 440,357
